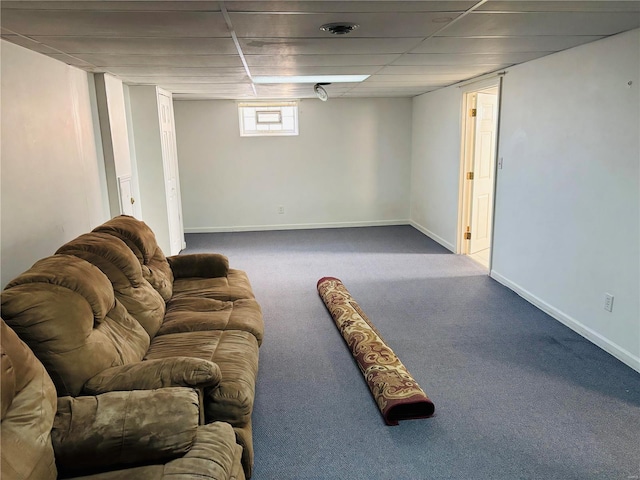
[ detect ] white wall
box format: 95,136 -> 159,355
94,73 -> 138,217
0,40 -> 109,288
411,29 -> 640,371
410,87 -> 462,251
102,75 -> 133,179
173,98 -> 412,232
492,29 -> 639,370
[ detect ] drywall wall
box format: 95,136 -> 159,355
0,40 -> 108,288
410,29 -> 640,371
173,97 -> 412,231
410,87 -> 462,251
94,73 -> 139,217
492,29 -> 639,370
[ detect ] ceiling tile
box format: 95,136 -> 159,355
255,83 -> 355,97
343,90 -> 434,97
229,12 -> 464,38
378,65 -> 507,75
345,85 -> 434,96
122,75 -> 250,84
366,74 -> 477,85
62,53 -> 243,68
3,0 -> 639,100
440,11 -> 640,37
245,54 -> 401,67
410,35 -> 606,53
225,2 -> 476,13
477,1 -> 640,12
392,52 -> 552,66
26,36 -> 239,55
363,76 -> 453,87
104,66 -> 248,77
174,93 -> 252,100
154,83 -> 255,94
250,65 -> 380,76
1,2 -> 220,11
1,33 -> 61,54
1,10 -> 228,37
44,53 -> 101,68
239,38 -> 421,55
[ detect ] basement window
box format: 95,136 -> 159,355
238,101 -> 299,137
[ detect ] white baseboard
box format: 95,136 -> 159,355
184,219 -> 410,234
409,221 -> 456,252
491,271 -> 640,373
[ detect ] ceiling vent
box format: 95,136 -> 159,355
320,22 -> 359,35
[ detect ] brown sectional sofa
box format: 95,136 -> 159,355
1,318 -> 245,480
1,215 -> 263,478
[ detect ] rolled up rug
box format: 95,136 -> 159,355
317,276 -> 435,426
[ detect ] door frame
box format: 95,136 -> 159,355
456,77 -> 503,269
157,88 -> 186,254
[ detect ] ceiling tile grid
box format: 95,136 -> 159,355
1,1 -> 639,99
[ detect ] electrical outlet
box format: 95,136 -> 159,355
277,205 -> 284,214
603,293 -> 614,312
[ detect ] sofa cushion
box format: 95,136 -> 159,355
1,319 -> 58,480
164,422 -> 245,480
1,255 -> 150,396
158,297 -> 264,346
167,253 -> 229,279
52,388 -> 199,477
145,329 -> 259,475
93,216 -> 174,301
65,422 -> 245,480
56,232 -> 166,337
172,269 -> 255,302
82,357 -> 222,394
1,330 -> 16,420
5,255 -> 115,322
145,330 -> 259,427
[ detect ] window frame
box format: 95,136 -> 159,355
238,101 -> 299,137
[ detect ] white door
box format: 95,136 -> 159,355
117,175 -> 135,216
469,91 -> 498,254
157,90 -> 185,255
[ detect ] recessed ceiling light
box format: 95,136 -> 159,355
314,83 -> 330,101
320,22 -> 359,35
252,75 -> 369,84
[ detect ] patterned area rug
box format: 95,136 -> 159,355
317,277 -> 435,426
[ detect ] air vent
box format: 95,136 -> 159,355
320,22 -> 359,35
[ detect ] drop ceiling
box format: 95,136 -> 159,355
2,1 -> 639,100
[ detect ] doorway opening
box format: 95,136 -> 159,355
458,81 -> 501,270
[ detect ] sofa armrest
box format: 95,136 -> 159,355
167,253 -> 229,279
52,388 -> 199,476
82,357 -> 221,395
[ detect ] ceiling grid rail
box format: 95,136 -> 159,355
219,1 -> 256,96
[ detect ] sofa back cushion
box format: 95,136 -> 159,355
1,319 -> 57,480
1,255 -> 149,396
93,215 -> 174,301
56,232 -> 166,338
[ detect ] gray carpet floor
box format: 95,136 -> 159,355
183,226 -> 640,480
